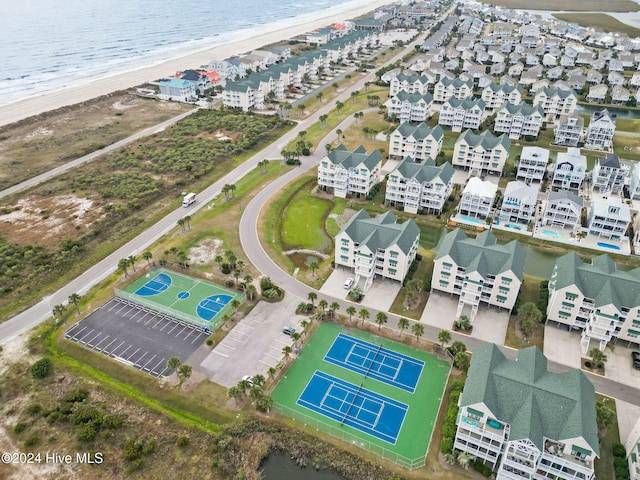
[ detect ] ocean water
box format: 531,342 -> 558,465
0,0 -> 369,107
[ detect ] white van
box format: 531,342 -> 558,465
344,278 -> 354,289
182,192 -> 197,207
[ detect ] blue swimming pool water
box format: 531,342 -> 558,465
460,216 -> 483,224
507,223 -> 524,230
541,230 -> 562,238
597,242 -> 621,250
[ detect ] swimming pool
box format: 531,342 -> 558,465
459,216 -> 483,224
597,242 -> 621,251
541,230 -> 562,238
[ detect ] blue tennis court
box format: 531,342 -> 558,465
297,371 -> 408,445
134,272 -> 172,296
324,334 -> 424,393
196,294 -> 233,321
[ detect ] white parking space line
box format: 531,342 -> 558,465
150,358 -> 166,375
141,355 -> 156,370
78,328 -> 95,342
98,337 -> 116,352
68,325 -> 88,340
110,341 -> 126,355
86,332 -> 103,346
126,348 -> 140,361
211,350 -> 229,357
192,334 -> 204,344
174,326 -> 187,338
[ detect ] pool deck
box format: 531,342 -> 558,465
492,222 -> 533,236
450,214 -> 489,230
531,225 -> 631,256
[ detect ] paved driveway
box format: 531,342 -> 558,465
198,295 -> 305,388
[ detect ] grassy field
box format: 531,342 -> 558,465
504,276 -> 545,351
614,134 -> 640,162
616,118 -> 640,132
282,181 -> 333,253
389,252 -> 435,320
594,395 -> 620,480
482,0 -> 639,11
554,13 -> 640,36
272,322 -> 450,467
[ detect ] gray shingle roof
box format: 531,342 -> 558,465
456,129 -> 510,151
326,144 -> 382,172
461,344 -> 600,456
340,210 -> 420,255
392,157 -> 454,185
547,189 -> 584,207
552,253 -> 640,309
395,122 -> 444,141
435,229 -> 526,281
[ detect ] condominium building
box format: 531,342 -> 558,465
385,157 -> 454,214
625,418 -> 640,480
533,87 -> 578,122
494,102 -> 544,140
548,253 -> 640,353
551,148 -> 587,193
438,98 -> 486,132
455,344 -> 599,480
385,91 -> 433,123
587,197 -> 630,240
629,161 -> 640,200
498,181 -> 538,228
554,113 -> 584,147
481,82 -> 523,111
432,229 -> 525,319
335,210 -> 420,291
433,77 -> 474,103
317,145 -> 382,198
584,109 -> 617,150
389,73 -> 432,96
457,177 -> 498,223
517,146 -> 549,183
389,122 -> 444,162
452,130 -> 511,176
591,153 -> 629,195
542,190 -> 583,230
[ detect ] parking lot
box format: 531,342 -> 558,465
320,269 -> 401,312
199,295 -> 305,388
65,297 -> 209,377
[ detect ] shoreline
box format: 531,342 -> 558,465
0,0 -> 397,128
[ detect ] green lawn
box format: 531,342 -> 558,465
389,251 -> 435,320
272,322 -> 450,468
482,0 -> 639,11
614,134 -> 640,162
282,182 -> 334,253
616,118 -> 640,132
594,395 -> 620,480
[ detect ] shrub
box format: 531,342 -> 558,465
439,437 -> 454,454
221,263 -> 231,274
176,436 -> 190,448
613,443 -> 627,458
26,404 -> 42,415
77,423 -> 98,442
30,358 -> 52,378
14,422 -> 27,434
585,360 -> 592,369
205,339 -> 213,346
24,433 -> 39,447
474,460 -> 493,477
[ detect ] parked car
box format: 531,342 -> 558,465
344,278 -> 354,289
282,326 -> 296,336
632,351 -> 640,370
242,375 -> 254,386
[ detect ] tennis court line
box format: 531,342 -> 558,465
324,334 -> 424,393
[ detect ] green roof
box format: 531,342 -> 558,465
485,83 -> 523,95
339,210 -> 420,255
456,129 -> 510,151
461,344 -> 600,456
498,102 -> 544,117
435,229 -> 526,281
552,253 -> 640,309
538,86 -> 577,100
393,90 -> 433,104
392,157 -> 454,186
326,144 -> 382,171
395,122 -> 444,141
443,97 -> 486,111
438,77 -> 473,89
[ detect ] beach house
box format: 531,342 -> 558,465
457,177 -> 498,224
493,102 -> 544,140
388,122 -> 444,162
158,78 -> 197,103
385,157 -> 454,214
517,146 -> 549,184
554,114 -> 584,147
542,190 -> 584,230
454,344 -> 599,480
389,73 -> 432,96
433,77 -> 474,103
480,83 -> 523,111
584,109 -> 617,150
548,253 -> 640,353
552,148 -> 587,193
587,197 -> 630,240
432,229 -> 525,319
591,153 -> 628,195
498,181 -> 538,228
317,145 -> 381,199
335,210 -> 420,291
452,130 -> 511,177
533,87 -> 577,121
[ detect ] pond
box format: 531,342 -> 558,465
261,451 -> 346,480
575,104 -> 640,120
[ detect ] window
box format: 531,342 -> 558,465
439,280 -> 449,287
389,268 -> 397,275
565,292 -> 578,301
443,262 -> 452,271
501,277 -> 512,285
390,251 -> 399,259
499,286 -> 509,294
441,271 -> 450,278
389,260 -> 398,267
341,239 -> 349,245
496,295 -> 507,304
340,255 -> 348,262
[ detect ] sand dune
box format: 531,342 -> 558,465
0,0 -> 396,127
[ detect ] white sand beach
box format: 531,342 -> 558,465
0,0 -> 397,127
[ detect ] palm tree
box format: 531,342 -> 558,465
308,292 -> 317,306
127,255 -> 138,272
457,451 -> 476,470
346,306 -> 356,323
298,130 -> 307,139
228,184 -> 237,198
589,348 -> 608,369
214,255 -> 224,269
177,364 -> 192,384
438,330 -> 452,348
335,102 -> 344,114
53,304 -> 66,320
118,258 -> 130,277
267,366 -> 277,380
316,92 -> 324,103
300,319 -> 310,335
221,313 -> 231,326
330,302 -> 340,319
358,308 -> 370,326
233,269 -> 241,287
231,299 -> 241,313
454,352 -> 470,372
237,378 -> 251,395
291,332 -> 301,348
257,394 -> 274,413
177,218 -> 186,233
252,374 -> 266,387
166,357 -> 181,371
412,323 -> 425,343
398,317 -> 410,337
184,215 -> 192,230
282,345 -> 293,359
228,386 -> 243,404
375,312 -> 388,330
318,299 -> 328,319
335,128 -> 342,140
249,386 -> 263,403
243,274 -> 253,291
246,284 -> 257,301
450,341 -> 467,355
325,143 -> 334,155
142,250 -> 153,267
309,260 -> 319,277
319,114 -> 328,127
297,103 -> 306,115
68,293 -> 81,314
